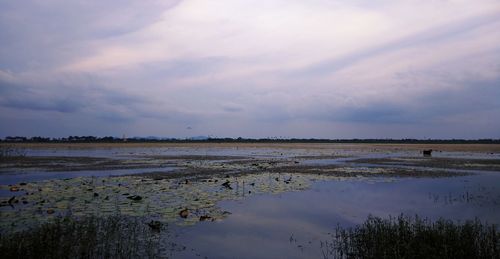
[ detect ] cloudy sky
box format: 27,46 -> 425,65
1,0 -> 499,139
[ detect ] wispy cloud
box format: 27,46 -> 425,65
1,0 -> 499,138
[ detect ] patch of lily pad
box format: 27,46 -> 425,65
0,172 -> 390,233
1,153 -> 475,234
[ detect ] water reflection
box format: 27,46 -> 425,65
2,145 -> 499,258
173,173 -> 500,259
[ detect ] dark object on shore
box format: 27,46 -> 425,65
8,196 -> 16,207
222,180 -> 232,190
147,220 -> 162,231
126,195 -> 142,201
199,215 -> 212,221
423,149 -> 433,156
179,208 -> 189,218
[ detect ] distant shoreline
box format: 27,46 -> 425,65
1,138 -> 500,144
2,142 -> 500,153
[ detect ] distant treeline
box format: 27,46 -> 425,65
1,136 -> 500,144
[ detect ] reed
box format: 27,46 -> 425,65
0,216 -> 165,259
322,215 -> 499,259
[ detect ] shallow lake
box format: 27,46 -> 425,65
170,172 -> 500,258
1,144 -> 499,258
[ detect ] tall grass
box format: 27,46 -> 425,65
0,216 -> 168,259
322,215 -> 499,259
2,214 -> 498,258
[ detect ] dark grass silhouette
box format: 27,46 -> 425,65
322,215 -> 499,259
0,216 -> 176,259
1,214 -> 498,258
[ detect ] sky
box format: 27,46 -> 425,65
1,0 -> 500,139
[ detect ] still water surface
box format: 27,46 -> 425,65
171,172 -> 500,258
1,146 -> 499,258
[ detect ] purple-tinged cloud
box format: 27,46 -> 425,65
1,0 -> 499,138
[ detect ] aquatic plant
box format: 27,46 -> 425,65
321,215 -> 499,259
0,215 -> 176,259
0,173 -> 323,230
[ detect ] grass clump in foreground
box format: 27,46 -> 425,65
322,215 -> 499,259
0,216 -> 177,259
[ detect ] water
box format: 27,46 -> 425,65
171,173 -> 500,259
22,145 -> 499,160
22,147 -> 328,159
1,144 -> 499,258
0,166 -> 176,186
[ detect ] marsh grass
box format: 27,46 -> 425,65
322,215 -> 499,259
0,216 -> 170,259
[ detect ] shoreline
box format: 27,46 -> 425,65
2,142 -> 500,153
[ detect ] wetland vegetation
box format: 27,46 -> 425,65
322,215 -> 498,259
1,143 -> 499,258
1,214 -> 498,259
0,215 -> 173,259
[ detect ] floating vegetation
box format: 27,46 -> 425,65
0,152 -> 481,235
0,172 -> 376,232
0,145 -> 499,258
0,215 -> 180,259
321,215 -> 499,259
273,165 -> 468,178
